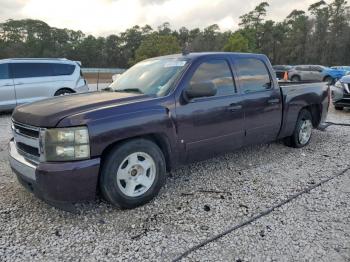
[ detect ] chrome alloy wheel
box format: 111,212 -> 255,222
298,119 -> 312,145
116,152 -> 156,197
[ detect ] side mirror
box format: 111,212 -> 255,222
184,82 -> 217,100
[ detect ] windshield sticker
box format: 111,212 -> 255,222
164,61 -> 186,67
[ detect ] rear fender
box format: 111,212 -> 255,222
278,86 -> 328,139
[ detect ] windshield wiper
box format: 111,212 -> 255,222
115,88 -> 143,94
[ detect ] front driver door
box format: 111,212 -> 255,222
175,58 -> 245,162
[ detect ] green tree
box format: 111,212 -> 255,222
239,2 -> 270,51
223,32 -> 250,52
132,33 -> 181,64
327,0 -> 349,64
1,1 -> 350,68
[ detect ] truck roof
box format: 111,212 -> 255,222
149,52 -> 268,61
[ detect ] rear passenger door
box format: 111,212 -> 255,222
310,66 -> 324,81
0,63 -> 16,111
301,66 -> 314,81
234,58 -> 282,145
11,63 -> 54,105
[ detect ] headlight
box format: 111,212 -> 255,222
334,81 -> 344,89
42,127 -> 90,161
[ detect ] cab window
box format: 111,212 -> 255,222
188,59 -> 236,97
235,58 -> 272,93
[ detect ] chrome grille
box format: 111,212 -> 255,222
12,120 -> 43,164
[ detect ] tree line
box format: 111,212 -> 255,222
0,0 -> 349,68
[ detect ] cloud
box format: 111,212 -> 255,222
0,0 -> 25,21
0,0 -> 319,36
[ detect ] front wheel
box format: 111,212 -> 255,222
284,109 -> 313,148
100,139 -> 166,208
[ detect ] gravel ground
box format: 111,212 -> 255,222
0,107 -> 349,261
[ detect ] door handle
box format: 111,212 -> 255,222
3,83 -> 13,86
267,98 -> 280,105
227,104 -> 242,111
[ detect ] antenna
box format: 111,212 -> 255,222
182,42 -> 190,56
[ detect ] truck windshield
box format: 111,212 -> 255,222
109,58 -> 188,96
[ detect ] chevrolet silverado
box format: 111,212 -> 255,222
9,52 -> 329,209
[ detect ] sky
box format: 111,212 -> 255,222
0,0 -> 318,36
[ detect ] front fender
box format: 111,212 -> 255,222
86,108 -> 177,158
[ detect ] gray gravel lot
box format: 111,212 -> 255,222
0,107 -> 349,261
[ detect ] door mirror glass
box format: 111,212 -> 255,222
185,82 -> 217,99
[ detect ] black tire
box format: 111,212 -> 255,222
334,105 -> 344,110
291,75 -> 301,82
323,76 -> 333,85
100,139 -> 166,209
54,88 -> 74,96
284,109 -> 313,148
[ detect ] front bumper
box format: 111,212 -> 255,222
331,86 -> 350,106
9,140 -> 100,204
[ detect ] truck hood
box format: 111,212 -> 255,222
12,91 -> 151,127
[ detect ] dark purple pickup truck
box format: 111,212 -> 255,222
9,52 -> 330,209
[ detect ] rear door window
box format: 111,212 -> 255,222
11,63 -> 53,78
296,66 -> 309,71
310,66 -> 323,72
52,63 -> 75,76
0,64 -> 9,79
235,58 -> 271,93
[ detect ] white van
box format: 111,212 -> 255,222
0,58 -> 89,111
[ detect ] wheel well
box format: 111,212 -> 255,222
323,75 -> 332,81
291,74 -> 300,80
54,88 -> 75,96
100,134 -> 172,172
301,104 -> 321,127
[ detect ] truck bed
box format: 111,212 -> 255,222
277,81 -> 329,139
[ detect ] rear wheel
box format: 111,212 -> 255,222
54,88 -> 74,96
323,76 -> 333,85
291,75 -> 301,82
334,105 -> 344,110
284,109 -> 313,148
100,139 -> 166,208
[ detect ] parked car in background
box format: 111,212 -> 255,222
9,52 -> 329,209
331,75 -> 350,110
272,65 -> 293,80
112,73 -> 121,82
331,66 -> 350,75
0,58 -> 88,111
288,65 -> 345,84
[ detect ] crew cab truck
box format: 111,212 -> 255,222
9,52 -> 329,209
